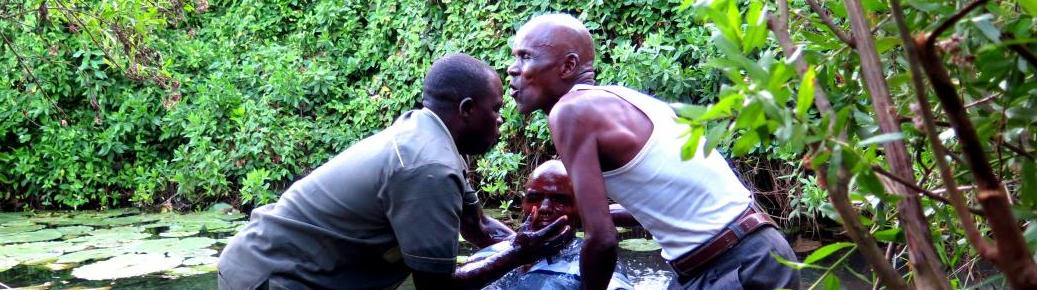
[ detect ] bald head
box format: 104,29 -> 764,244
515,13 -> 595,68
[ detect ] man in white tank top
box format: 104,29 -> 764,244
505,14 -> 800,290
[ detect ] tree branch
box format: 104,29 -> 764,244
926,0 -> 989,47
844,0 -> 950,288
916,0 -> 1037,287
890,0 -> 993,259
804,0 -> 855,47
1003,33 -> 1037,69
872,166 -> 984,216
768,0 -> 834,117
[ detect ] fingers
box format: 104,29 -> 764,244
531,215 -> 569,238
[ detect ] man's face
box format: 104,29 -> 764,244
463,74 -> 504,155
522,169 -> 577,231
507,26 -> 564,115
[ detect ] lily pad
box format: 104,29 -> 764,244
55,226 -> 94,237
168,248 -> 218,259
71,254 -> 183,280
46,263 -> 75,271
159,230 -> 199,238
82,215 -> 160,227
182,256 -> 218,266
0,258 -> 17,272
0,224 -> 46,235
57,248 -> 129,264
1,229 -> 63,244
163,263 -> 217,279
2,220 -> 36,227
618,238 -> 662,252
69,232 -> 151,248
90,226 -> 145,235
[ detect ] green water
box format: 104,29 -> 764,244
0,208 -> 679,289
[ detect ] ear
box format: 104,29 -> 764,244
457,97 -> 475,121
559,53 -> 580,79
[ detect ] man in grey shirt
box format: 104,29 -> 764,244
218,54 -> 571,290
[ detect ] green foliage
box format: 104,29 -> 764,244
688,0 -> 1035,287
1,0 -> 723,209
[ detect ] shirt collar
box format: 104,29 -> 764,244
421,108 -> 468,171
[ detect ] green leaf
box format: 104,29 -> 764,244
682,126 -> 705,160
823,273 -> 842,290
1022,160 -> 1037,207
858,132 -> 904,146
770,251 -> 823,270
742,0 -> 767,53
873,228 -> 903,243
1022,0 -> 1037,17
618,238 -> 662,252
971,14 -> 1002,43
804,242 -> 854,264
731,131 -> 760,156
856,170 -> 885,196
796,66 -> 816,120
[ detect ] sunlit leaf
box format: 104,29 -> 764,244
805,242 -> 855,264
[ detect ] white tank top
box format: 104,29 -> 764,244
571,84 -> 751,260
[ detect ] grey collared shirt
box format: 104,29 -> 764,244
218,109 -> 477,290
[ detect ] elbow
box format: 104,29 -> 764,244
584,233 -> 618,254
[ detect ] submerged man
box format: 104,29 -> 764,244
470,160 -> 633,290
506,14 -> 800,289
218,53 -> 571,290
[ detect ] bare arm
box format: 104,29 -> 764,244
460,203 -> 515,248
413,216 -> 571,290
609,204 -> 641,228
550,103 -> 618,290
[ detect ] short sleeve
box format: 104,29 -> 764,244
384,163 -> 469,273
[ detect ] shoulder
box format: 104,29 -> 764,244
548,90 -> 621,131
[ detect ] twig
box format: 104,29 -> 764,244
0,30 -> 66,121
931,185 -> 975,195
1002,141 -> 1034,160
965,94 -> 998,108
805,0 -> 855,47
872,165 -> 984,215
768,0 -> 834,117
926,0 -> 990,47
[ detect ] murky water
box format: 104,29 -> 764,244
2,209 -> 865,290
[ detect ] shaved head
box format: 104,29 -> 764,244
515,13 -> 595,68
507,13 -> 597,114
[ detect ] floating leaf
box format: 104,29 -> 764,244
71,254 -> 183,280
55,226 -> 94,237
182,256 -> 218,266
1,229 -> 63,244
69,232 -> 151,248
57,248 -> 128,264
159,230 -> 200,238
618,238 -> 661,252
0,224 -> 46,235
0,259 -> 18,272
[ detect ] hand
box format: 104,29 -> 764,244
511,210 -> 573,264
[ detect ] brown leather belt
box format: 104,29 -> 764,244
667,205 -> 776,278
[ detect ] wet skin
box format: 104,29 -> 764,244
412,56 -> 571,290
508,15 -> 653,290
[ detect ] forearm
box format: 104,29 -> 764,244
460,203 -> 515,248
451,244 -> 527,289
609,203 -> 641,228
580,235 -> 618,290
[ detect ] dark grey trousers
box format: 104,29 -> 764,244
667,227 -> 800,290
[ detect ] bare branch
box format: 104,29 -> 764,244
890,0 -> 993,259
805,0 -> 855,47
926,0 -> 990,47
872,166 -> 984,216
1003,33 -> 1037,69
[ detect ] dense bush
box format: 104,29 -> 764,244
0,0 -> 722,209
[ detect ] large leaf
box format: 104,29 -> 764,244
858,132 -> 904,146
618,238 -> 662,252
1,229 -> 63,244
796,66 -> 816,120
71,254 -> 183,280
804,242 -> 854,264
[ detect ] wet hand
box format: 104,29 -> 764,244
512,211 -> 573,263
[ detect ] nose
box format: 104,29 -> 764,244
537,199 -> 554,214
507,62 -> 519,77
